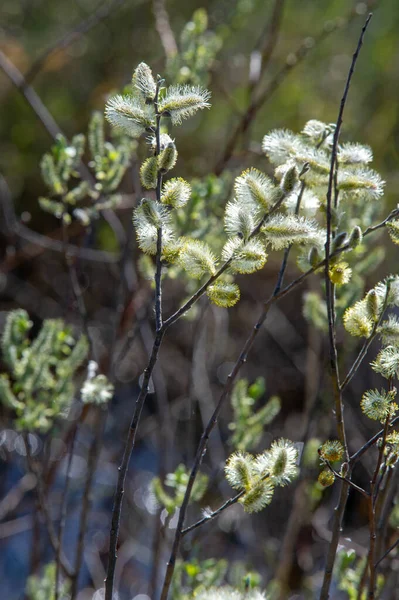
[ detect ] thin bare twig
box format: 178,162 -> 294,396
182,490 -> 244,536
55,428 -> 78,600
319,13 -> 373,600
367,410 -> 391,599
374,536 -> 399,569
70,409 -> 106,600
23,434 -> 73,578
350,415 -> 399,465
104,80 -> 166,600
0,49 -> 62,140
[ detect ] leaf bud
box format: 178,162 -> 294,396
348,225 -> 363,249
158,142 -> 178,174
280,165 -> 298,194
332,231 -> 348,252
308,246 -> 320,268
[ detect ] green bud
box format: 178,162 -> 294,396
140,156 -> 158,189
366,289 -> 380,321
348,225 -> 363,249
308,246 -> 320,268
158,142 -> 178,174
332,231 -> 348,252
280,165 -> 298,194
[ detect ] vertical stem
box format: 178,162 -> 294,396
70,409 -> 105,599
23,433 -> 73,578
367,411 -> 391,599
104,329 -> 164,600
154,99 -> 163,332
319,14 -> 372,599
105,79 -> 166,600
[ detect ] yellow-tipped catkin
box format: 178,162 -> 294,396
328,262 -> 352,285
207,281 -> 240,308
319,440 -> 344,462
318,469 -> 335,487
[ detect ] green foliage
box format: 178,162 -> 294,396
228,377 -> 281,451
225,439 -> 298,513
166,9 -> 222,86
170,557 -> 228,599
336,550 -> 384,600
0,310 -> 88,432
39,113 -> 133,226
303,291 -> 329,332
26,562 -> 69,600
152,464 -> 208,515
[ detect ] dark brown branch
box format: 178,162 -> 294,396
319,13 -> 373,599
23,434 -> 74,578
375,536 -> 399,569
0,49 -> 62,140
55,428 -> 78,600
70,410 -> 106,600
182,491 -> 244,536
350,416 -> 399,466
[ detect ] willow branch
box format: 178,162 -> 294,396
182,491 -> 244,536
319,13 -> 373,599
159,184 -> 304,599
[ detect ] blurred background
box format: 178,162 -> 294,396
1,0 -> 399,598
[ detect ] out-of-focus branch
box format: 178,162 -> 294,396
248,0 -> 286,93
152,0 -> 178,58
214,1 -> 378,175
0,50 -> 126,246
0,49 -> 62,139
25,0 -> 130,83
